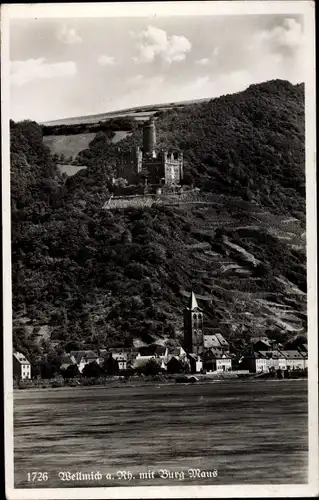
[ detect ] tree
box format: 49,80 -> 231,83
139,358 -> 162,376
62,364 -> 80,379
102,354 -> 119,375
82,361 -> 103,378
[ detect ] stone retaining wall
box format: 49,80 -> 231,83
103,191 -> 217,210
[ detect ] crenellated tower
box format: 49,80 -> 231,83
114,117 -> 183,189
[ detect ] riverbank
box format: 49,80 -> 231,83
14,369 -> 307,390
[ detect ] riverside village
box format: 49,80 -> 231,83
13,118 -> 308,387
14,290 -> 308,385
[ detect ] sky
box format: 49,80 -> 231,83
9,14 -> 305,122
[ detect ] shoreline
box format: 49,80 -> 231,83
13,372 -> 308,391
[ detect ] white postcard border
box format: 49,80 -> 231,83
1,2 -> 317,499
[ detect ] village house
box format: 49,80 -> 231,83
250,336 -> 273,352
137,343 -> 168,358
166,355 -> 188,374
279,350 -> 306,370
13,351 -> 31,380
240,352 -> 268,373
166,345 -> 187,361
187,353 -> 203,373
203,348 -> 232,372
98,349 -> 130,371
259,350 -> 287,371
69,350 -> 99,373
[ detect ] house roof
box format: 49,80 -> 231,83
13,351 -> 30,365
187,353 -> 202,361
208,347 -> 231,359
112,353 -> 128,361
167,345 -> 186,356
61,354 -> 76,365
204,334 -> 229,349
167,356 -> 184,365
244,352 -> 267,359
259,350 -> 284,359
279,350 -> 305,359
138,344 -> 167,356
251,337 -> 272,347
109,347 -> 131,353
69,350 -> 98,363
204,335 -> 221,348
215,333 -> 229,346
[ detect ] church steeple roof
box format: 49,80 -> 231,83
187,291 -> 202,311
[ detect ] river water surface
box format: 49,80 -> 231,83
14,379 -> 308,488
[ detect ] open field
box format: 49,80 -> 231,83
14,380 -> 307,488
43,131 -> 131,167
42,98 -> 212,126
43,133 -> 96,159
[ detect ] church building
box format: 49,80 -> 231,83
183,291 -> 205,355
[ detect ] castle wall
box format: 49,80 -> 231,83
165,158 -> 183,185
116,148 -> 142,183
142,158 -> 166,184
103,190 -> 215,210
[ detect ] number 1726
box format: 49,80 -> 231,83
27,472 -> 49,482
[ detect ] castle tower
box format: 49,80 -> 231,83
183,292 -> 204,355
143,118 -> 156,158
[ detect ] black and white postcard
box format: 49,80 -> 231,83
1,1 -> 317,499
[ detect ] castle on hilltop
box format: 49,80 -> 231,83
115,118 -> 183,190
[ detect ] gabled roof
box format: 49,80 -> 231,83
208,347 -> 231,359
204,334 -> 229,349
187,353 -> 202,361
167,345 -> 186,356
69,350 -> 98,363
204,335 -> 220,348
138,344 -> 167,356
258,350 -> 283,359
279,350 -> 305,359
167,355 -> 184,365
186,292 -> 202,311
244,352 -> 267,359
251,337 -> 272,347
215,333 -> 229,346
13,351 -> 30,365
111,353 -> 128,361
61,354 -> 76,365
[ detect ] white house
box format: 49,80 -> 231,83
204,348 -> 232,372
259,350 -> 287,371
280,350 -> 306,370
216,355 -> 232,372
13,351 -> 31,380
187,353 -> 203,373
111,353 -> 128,371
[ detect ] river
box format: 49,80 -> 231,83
13,379 -> 308,488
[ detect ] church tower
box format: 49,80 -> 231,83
183,292 -> 204,355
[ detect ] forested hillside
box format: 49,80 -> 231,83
10,80 -> 306,367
